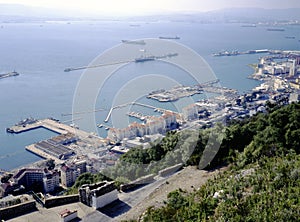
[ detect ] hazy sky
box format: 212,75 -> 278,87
1,0 -> 300,15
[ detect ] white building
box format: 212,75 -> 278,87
79,181 -> 118,209
43,170 -> 60,193
60,165 -> 80,188
107,112 -> 177,143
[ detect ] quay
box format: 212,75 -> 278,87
6,118 -> 102,140
64,53 -> 178,72
25,144 -> 64,164
213,49 -> 269,57
0,71 -> 19,80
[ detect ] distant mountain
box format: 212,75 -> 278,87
1,4 -> 300,22
207,7 -> 300,21
0,4 -> 61,17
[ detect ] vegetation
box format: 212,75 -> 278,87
124,102 -> 300,221
46,159 -> 55,170
142,152 -> 300,221
66,172 -> 111,194
68,103 -> 300,220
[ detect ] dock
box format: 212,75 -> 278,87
25,144 -> 64,164
213,49 -> 269,57
64,53 -> 178,72
7,118 -> 106,162
0,71 -> 19,80
7,118 -> 104,140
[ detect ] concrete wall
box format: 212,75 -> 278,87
91,189 -> 118,209
0,200 -> 36,220
158,163 -> 183,177
120,174 -> 155,192
44,194 -> 79,208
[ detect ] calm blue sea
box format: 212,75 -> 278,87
0,20 -> 299,170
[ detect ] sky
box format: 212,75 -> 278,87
1,0 -> 300,15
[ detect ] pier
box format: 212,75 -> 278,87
7,118 -> 106,162
64,53 -> 178,72
104,103 -> 131,122
213,49 -> 269,57
0,71 -> 19,80
61,108 -> 105,116
103,102 -> 178,123
6,118 -> 101,140
25,144 -> 64,163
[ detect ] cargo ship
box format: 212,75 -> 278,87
159,36 -> 180,40
267,28 -> 285,32
0,71 -> 19,79
121,40 -> 146,45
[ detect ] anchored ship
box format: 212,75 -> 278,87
121,40 -> 146,45
159,36 -> 180,40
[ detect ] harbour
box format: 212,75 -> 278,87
1,19 -> 299,171
6,118 -> 107,164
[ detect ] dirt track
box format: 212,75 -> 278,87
118,165 -> 227,221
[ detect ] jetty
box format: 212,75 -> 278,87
6,118 -> 100,140
64,53 -> 178,72
213,49 -> 269,57
0,71 -> 19,80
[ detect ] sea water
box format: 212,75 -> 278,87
0,20 -> 299,170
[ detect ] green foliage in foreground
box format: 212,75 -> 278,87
129,103 -> 300,221
66,172 -> 111,194
142,152 -> 300,221
106,103 -> 300,181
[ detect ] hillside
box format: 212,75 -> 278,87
120,102 -> 300,221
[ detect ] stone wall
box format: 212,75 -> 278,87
0,200 -> 36,220
44,194 -> 79,208
158,163 -> 183,177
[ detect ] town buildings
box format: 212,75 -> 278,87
0,168 -> 60,197
107,111 -> 177,143
60,160 -> 87,187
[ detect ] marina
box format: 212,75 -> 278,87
127,111 -> 149,121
